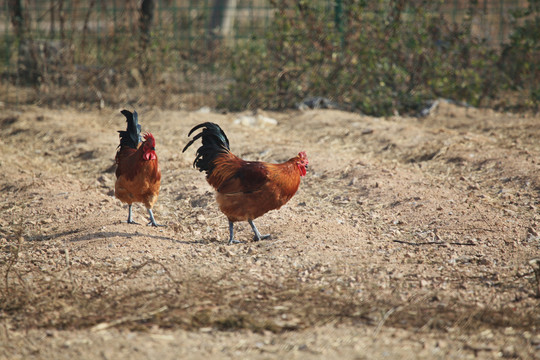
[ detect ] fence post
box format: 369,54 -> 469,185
209,0 -> 237,38
335,0 -> 343,31
140,0 -> 155,51
8,0 -> 26,40
334,0 -> 344,48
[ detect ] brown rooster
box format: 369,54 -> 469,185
183,122 -> 308,244
115,110 -> 162,226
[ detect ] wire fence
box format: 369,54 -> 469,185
0,0 -> 531,110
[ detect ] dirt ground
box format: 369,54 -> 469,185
1,102 -> 539,359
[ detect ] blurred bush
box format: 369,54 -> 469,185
2,0 -> 538,114
222,0 -> 539,115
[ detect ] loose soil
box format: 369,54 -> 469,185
1,103 -> 539,359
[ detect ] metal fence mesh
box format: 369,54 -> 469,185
0,0 -> 529,109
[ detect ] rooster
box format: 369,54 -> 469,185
183,122 -> 308,244
115,110 -> 162,226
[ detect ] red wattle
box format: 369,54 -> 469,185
143,151 -> 157,161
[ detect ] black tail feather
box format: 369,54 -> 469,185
118,110 -> 141,149
183,122 -> 230,174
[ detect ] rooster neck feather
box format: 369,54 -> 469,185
265,161 -> 301,197
116,143 -> 160,181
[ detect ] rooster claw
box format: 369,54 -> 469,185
228,239 -> 243,245
253,234 -> 271,242
146,209 -> 163,227
126,220 -> 140,225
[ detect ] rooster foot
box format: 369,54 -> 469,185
126,205 -> 139,224
146,209 -> 163,227
252,234 -> 271,242
228,221 -> 243,245
248,220 -> 271,242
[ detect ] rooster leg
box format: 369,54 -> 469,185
147,209 -> 164,227
248,220 -> 271,242
127,204 -> 139,224
228,221 -> 241,244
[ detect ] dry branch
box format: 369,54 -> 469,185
91,306 -> 168,332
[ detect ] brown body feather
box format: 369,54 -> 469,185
115,145 -> 161,209
208,152 -> 302,222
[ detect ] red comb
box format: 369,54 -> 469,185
143,132 -> 156,147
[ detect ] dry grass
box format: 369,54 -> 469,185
3,249 -> 539,335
